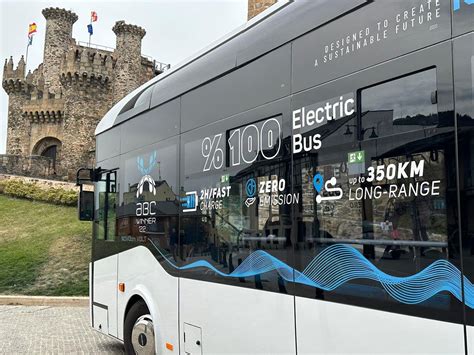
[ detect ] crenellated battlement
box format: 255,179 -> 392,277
3,56 -> 26,81
22,97 -> 65,123
112,21 -> 146,38
60,46 -> 115,89
60,71 -> 110,90
2,78 -> 31,95
42,7 -> 78,24
2,56 -> 31,96
23,109 -> 64,124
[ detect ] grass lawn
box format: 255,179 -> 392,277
0,195 -> 92,296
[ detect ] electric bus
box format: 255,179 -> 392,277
77,0 -> 474,353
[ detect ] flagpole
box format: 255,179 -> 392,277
25,38 -> 30,67
88,17 -> 91,47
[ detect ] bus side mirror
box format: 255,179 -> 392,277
78,190 -> 94,221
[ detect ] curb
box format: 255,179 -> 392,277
0,295 -> 89,307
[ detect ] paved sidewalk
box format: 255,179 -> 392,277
0,295 -> 88,307
0,305 -> 124,354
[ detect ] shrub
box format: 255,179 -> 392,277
0,179 -> 77,206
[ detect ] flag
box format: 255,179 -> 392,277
91,11 -> 98,22
28,23 -> 37,36
87,24 -> 93,35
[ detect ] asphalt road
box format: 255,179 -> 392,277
0,305 -> 125,354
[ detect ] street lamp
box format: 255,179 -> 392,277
343,124 -> 378,139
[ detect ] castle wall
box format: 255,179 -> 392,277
0,154 -> 54,178
0,173 -> 92,191
23,96 -> 65,154
60,79 -> 114,180
5,90 -> 30,156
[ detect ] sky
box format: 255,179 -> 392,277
0,0 -> 249,153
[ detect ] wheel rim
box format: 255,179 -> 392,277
131,314 -> 155,355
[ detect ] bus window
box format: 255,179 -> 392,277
117,137 -> 180,273
293,66 -> 463,324
95,171 -> 117,241
360,68 -> 438,140
179,111 -> 294,294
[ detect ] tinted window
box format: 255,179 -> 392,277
361,69 -> 438,139
94,171 -> 117,241
293,68 -> 463,324
181,44 -> 291,132
116,137 -> 180,274
134,85 -> 153,108
120,98 -> 180,154
96,129 -> 121,162
453,0 -> 474,36
179,105 -> 294,294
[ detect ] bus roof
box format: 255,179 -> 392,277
95,0 -> 367,136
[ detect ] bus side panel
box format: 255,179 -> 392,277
93,254 -> 118,337
180,278 -> 296,355
295,297 -> 465,354
292,0 -> 452,94
117,246 -> 179,354
181,43 -> 291,132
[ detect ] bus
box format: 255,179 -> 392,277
77,0 -> 474,354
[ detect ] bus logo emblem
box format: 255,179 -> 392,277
136,151 -> 158,198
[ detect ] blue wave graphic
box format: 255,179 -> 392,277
150,241 -> 473,308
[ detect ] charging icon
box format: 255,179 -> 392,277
181,191 -> 198,212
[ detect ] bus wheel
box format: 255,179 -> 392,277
124,301 -> 155,355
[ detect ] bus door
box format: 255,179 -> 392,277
292,41 -> 466,353
92,169 -> 119,338
178,96 -> 297,354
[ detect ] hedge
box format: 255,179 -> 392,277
0,179 -> 78,206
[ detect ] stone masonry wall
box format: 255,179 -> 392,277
5,91 -> 31,156
60,81 -> 113,180
112,21 -> 146,103
42,8 -> 78,96
248,0 -> 278,20
0,155 -> 54,179
0,173 -> 91,191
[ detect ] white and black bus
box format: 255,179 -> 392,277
77,1 -> 474,353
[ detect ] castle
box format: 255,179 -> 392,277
1,1 -> 276,181
1,8 -> 165,180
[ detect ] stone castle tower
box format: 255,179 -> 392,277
2,8 -> 166,180
248,0 -> 278,20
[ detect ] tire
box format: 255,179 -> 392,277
124,301 -> 155,355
